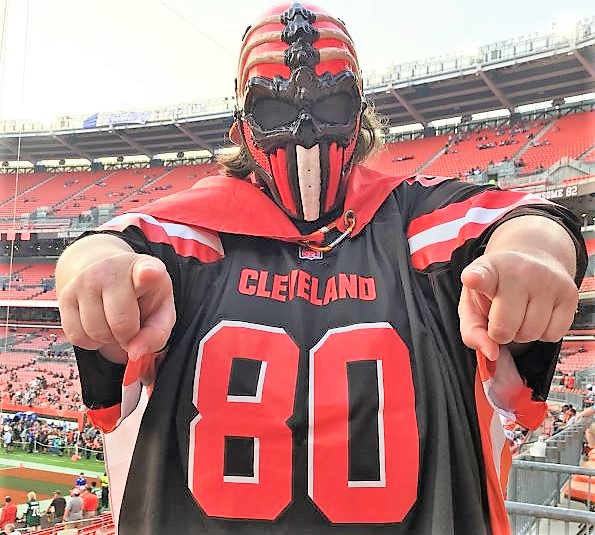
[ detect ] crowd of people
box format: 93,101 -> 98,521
0,473 -> 109,533
0,329 -> 83,412
1,366 -> 82,412
1,417 -> 103,461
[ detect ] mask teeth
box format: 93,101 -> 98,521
323,142 -> 343,212
283,144 -> 304,219
295,144 -> 322,222
269,148 -> 298,217
319,141 -> 330,211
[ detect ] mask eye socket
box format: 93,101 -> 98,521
311,93 -> 360,125
250,98 -> 300,130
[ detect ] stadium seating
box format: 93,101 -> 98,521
557,342 -> 595,374
0,172 -> 52,205
584,147 -> 595,163
581,276 -> 595,293
422,121 -> 544,177
114,162 -> 220,213
0,262 -> 55,300
366,135 -> 448,176
31,512 -> 115,535
0,171 -> 110,219
52,167 -> 168,216
520,111 -> 595,171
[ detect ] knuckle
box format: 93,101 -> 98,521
109,314 -> 139,338
562,281 -> 579,302
488,323 -> 514,344
541,332 -> 563,343
514,331 -> 537,344
84,327 -> 113,344
77,273 -> 102,293
64,331 -> 97,350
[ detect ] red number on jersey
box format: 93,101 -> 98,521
309,323 -> 418,522
189,321 -> 299,519
189,321 -> 419,523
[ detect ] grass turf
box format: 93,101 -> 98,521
0,473 -> 72,497
0,449 -> 105,473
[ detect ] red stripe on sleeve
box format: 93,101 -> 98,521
408,192 -> 549,270
410,221 -> 496,269
100,214 -> 223,263
407,190 -> 549,237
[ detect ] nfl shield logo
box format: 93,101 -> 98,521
299,246 -> 323,260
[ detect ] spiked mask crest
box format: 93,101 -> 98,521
231,2 -> 364,221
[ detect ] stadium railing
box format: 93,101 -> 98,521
507,419 -> 595,534
18,511 -> 114,535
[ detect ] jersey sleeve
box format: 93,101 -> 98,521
401,176 -> 587,430
404,177 -> 586,282
72,212 -> 224,433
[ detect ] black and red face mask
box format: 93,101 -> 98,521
230,2 -> 364,221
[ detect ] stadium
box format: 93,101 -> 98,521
0,4 -> 594,535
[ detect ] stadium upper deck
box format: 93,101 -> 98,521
0,16 -> 593,163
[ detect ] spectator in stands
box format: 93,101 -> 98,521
23,491 -> 41,532
82,487 -> 99,519
567,373 -> 576,389
565,407 -> 578,426
0,497 -> 17,531
558,403 -> 572,424
2,427 -> 12,453
90,482 -> 102,513
574,406 -> 595,450
63,488 -> 83,526
45,490 -> 66,525
1,523 -> 22,535
55,3 -> 587,533
584,385 -> 595,408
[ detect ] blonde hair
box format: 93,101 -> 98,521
27,491 -> 36,501
218,104 -> 385,179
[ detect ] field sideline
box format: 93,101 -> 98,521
0,449 -> 106,474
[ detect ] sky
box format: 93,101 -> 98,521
0,0 -> 593,122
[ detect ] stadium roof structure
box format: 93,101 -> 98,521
0,16 -> 594,164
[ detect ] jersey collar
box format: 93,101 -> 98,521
140,165 -> 408,244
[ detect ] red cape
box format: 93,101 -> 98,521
141,165 -> 409,244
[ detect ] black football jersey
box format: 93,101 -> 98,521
74,169 -> 586,535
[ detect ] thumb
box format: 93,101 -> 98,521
461,259 -> 499,299
131,255 -> 168,297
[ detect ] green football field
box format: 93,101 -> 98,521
0,471 -> 73,497
0,449 -> 106,474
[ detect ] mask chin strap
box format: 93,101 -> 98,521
300,210 -> 356,253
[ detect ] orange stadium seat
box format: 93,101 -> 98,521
521,111 -> 595,172
0,170 -> 110,219
423,121 -> 544,177
366,135 -> 448,176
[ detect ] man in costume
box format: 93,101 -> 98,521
56,3 -> 586,534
